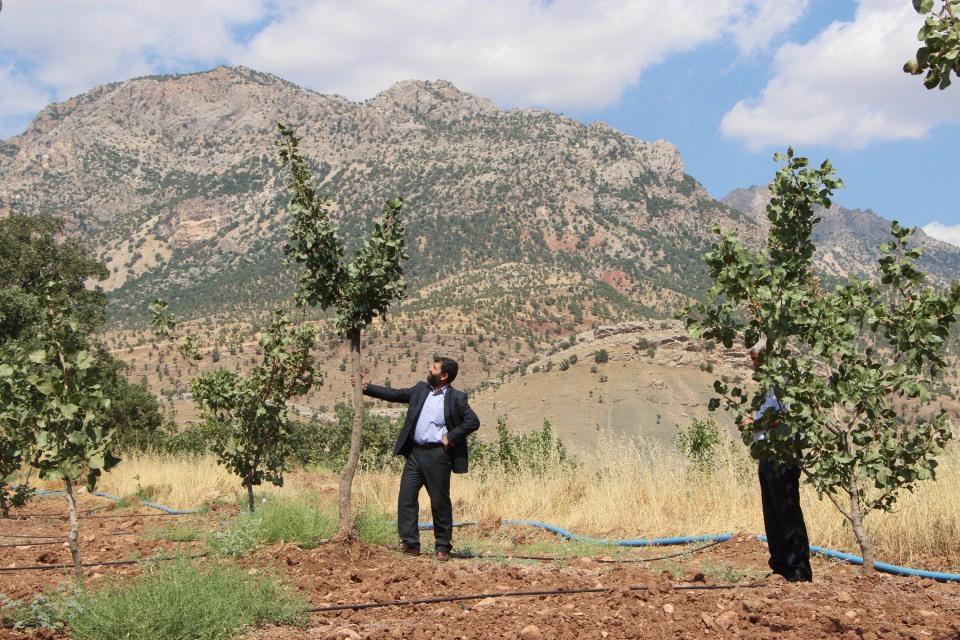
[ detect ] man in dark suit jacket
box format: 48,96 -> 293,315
356,356 -> 479,561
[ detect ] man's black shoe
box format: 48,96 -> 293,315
785,573 -> 812,583
398,543 -> 420,556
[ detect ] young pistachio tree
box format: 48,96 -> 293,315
685,149 -> 960,574
0,286 -> 118,583
151,301 -> 318,512
0,430 -> 32,517
904,0 -> 960,89
277,123 -> 407,538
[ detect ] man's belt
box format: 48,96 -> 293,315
413,442 -> 444,449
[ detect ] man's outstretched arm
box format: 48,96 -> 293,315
352,374 -> 414,404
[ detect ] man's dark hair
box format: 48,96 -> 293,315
434,356 -> 459,384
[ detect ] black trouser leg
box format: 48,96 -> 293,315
397,452 -> 424,549
420,447 -> 454,552
759,459 -> 812,580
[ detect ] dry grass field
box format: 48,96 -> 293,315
83,436 -> 960,570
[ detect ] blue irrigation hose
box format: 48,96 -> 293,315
502,520 -> 733,546
416,519 -> 731,545
10,484 -> 196,515
90,491 -> 198,515
418,519 -> 960,582
756,535 -> 960,583
138,500 -> 197,515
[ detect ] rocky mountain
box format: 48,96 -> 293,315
0,66 -> 750,330
1,65 -> 957,338
722,185 -> 960,284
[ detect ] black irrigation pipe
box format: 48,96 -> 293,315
0,540 -> 64,548
6,511 -> 204,521
453,540 -> 725,564
0,552 -> 207,573
308,582 -> 766,614
0,531 -> 134,540
4,505 -> 108,517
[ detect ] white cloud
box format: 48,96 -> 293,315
721,0 -> 960,150
238,0 -> 809,110
0,0 -> 808,138
923,222 -> 960,247
0,0 -> 264,136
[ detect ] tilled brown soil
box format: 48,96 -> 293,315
2,497 -> 959,639
0,493 -> 226,600
247,541 -> 960,640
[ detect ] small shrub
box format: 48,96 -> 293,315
210,496 -> 336,555
471,416 -> 577,477
253,497 -> 335,548
594,349 -> 609,364
146,523 -> 202,543
356,509 -> 395,546
0,590 -> 85,632
208,515 -> 260,557
69,561 -> 308,640
675,418 -> 723,473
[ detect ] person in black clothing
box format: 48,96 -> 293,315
741,335 -> 812,582
354,356 -> 480,561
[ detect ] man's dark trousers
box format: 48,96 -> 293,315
398,445 -> 453,552
758,458 -> 812,580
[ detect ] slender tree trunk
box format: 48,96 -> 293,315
848,477 -> 875,575
63,476 -> 84,585
0,489 -> 9,518
246,482 -> 255,513
337,329 -> 364,540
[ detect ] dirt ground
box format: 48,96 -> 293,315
2,494 -> 959,640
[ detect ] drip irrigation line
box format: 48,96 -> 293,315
4,506 -> 107,517
7,511 -> 203,521
0,531 -> 134,540
0,540 -> 64,548
0,553 -> 207,573
308,582 -> 766,613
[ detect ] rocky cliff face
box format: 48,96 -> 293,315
0,66 -> 750,324
722,185 -> 960,283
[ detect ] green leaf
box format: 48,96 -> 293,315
74,350 -> 94,371
913,0 -> 933,14
88,453 -> 105,470
28,349 -> 46,364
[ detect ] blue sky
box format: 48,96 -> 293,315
1,0 -> 958,241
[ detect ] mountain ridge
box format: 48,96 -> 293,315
0,66 -> 957,332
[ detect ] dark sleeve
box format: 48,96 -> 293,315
362,383 -> 414,404
446,393 -> 480,446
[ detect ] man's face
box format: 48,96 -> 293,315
426,361 -> 446,387
749,351 -> 761,370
